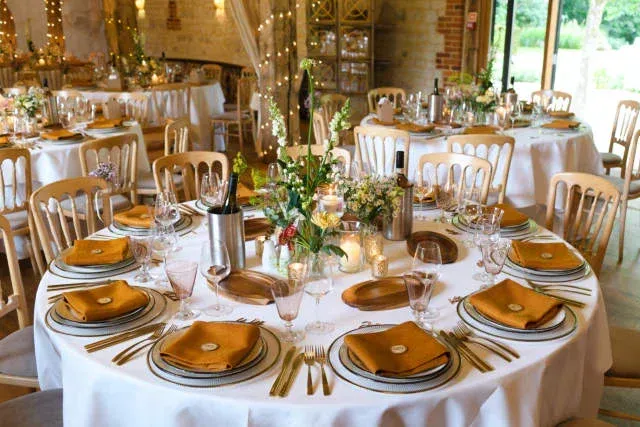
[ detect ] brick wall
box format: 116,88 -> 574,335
436,0 -> 464,80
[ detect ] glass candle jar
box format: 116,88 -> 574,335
363,229 -> 384,263
338,221 -> 363,273
317,184 -> 344,218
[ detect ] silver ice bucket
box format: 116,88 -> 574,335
207,207 -> 245,270
383,186 -> 413,241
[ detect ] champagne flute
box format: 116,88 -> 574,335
411,241 -> 442,321
271,279 -> 305,343
199,240 -> 232,317
128,235 -> 154,283
165,246 -> 199,321
304,254 -> 334,334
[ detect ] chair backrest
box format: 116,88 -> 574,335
37,68 -> 63,90
201,64 -> 222,82
354,126 -> 409,177
531,90 -> 572,112
0,148 -> 31,217
237,77 -> 256,112
417,152 -> 493,204
446,134 -> 515,204
0,67 -> 17,88
0,214 -> 29,328
4,87 -> 26,97
30,177 -> 112,263
367,87 -> 406,113
164,117 -> 190,155
607,100 -> 640,175
285,145 -> 352,175
151,83 -> 191,124
152,151 -> 229,201
320,93 -> 348,125
65,63 -> 94,85
619,130 -> 640,200
312,111 -> 329,145
544,172 -> 620,276
240,66 -> 256,79
79,133 -> 138,203
114,92 -> 149,125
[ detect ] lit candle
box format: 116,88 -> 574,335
151,73 -> 159,84
287,262 -> 307,281
320,194 -> 338,212
340,239 -> 362,273
371,254 -> 388,278
38,58 -> 45,66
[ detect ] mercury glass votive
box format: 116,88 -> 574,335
371,254 -> 389,278
255,235 -> 266,259
338,221 -> 364,273
363,231 -> 384,263
287,261 -> 308,282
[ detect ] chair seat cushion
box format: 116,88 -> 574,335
556,419 -> 614,427
0,389 -> 62,427
600,152 -> 622,167
60,194 -> 132,214
601,175 -> 640,197
0,325 -> 36,379
137,170 -> 183,190
4,210 -> 28,230
606,326 -> 640,378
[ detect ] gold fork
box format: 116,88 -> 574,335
112,324 -> 175,365
303,346 -> 315,395
314,346 -> 330,396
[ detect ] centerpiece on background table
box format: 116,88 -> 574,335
14,87 -> 44,137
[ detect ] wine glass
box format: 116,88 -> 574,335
509,102 -> 522,131
271,279 -> 306,343
266,162 -> 280,190
128,235 -> 154,283
481,238 -> 511,288
200,172 -> 221,207
304,254 -> 334,334
152,224 -> 177,287
458,188 -> 481,247
165,246 -> 200,321
472,208 -> 504,282
414,170 -> 431,220
155,191 -> 180,227
435,184 -> 456,223
199,240 -> 232,317
411,241 -> 442,321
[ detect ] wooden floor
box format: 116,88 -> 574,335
0,146 -> 638,424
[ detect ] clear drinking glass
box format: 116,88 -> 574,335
411,241 -> 442,320
472,208 -> 504,281
403,271 -> 437,331
266,162 -> 280,190
271,279 -> 306,343
200,172 -> 221,207
509,102 -> 522,131
481,238 -> 511,288
458,188 -> 481,247
155,191 -> 181,227
165,247 -> 200,321
129,235 -> 154,283
199,240 -> 232,317
304,254 -> 334,334
414,170 -> 431,220
152,224 -> 177,287
435,184 -> 456,223
317,185 -> 345,218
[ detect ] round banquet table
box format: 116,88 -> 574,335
33,207 -> 611,427
358,115 -> 604,208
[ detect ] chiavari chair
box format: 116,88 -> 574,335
600,100 -> 640,177
354,126 -> 409,177
153,151 -> 228,201
367,87 -> 406,114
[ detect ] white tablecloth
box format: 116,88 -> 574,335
33,208 -> 611,427
79,83 -> 225,151
359,115 -> 604,208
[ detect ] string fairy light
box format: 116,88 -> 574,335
43,0 -> 65,53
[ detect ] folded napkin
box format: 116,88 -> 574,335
372,117 -> 399,126
160,321 -> 261,372
41,129 -> 81,140
63,280 -> 148,322
0,136 -> 10,147
395,122 -> 435,133
113,205 -> 154,228
489,203 -> 528,227
463,125 -> 497,135
548,111 -> 574,118
87,118 -> 124,129
469,279 -> 563,329
62,237 -> 130,266
510,240 -> 583,270
344,321 -> 450,377
542,119 -> 580,130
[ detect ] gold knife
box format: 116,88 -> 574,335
440,331 -> 488,373
85,323 -> 165,352
279,353 -> 304,397
269,346 -> 297,396
447,332 -> 494,372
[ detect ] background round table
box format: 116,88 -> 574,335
33,210 -> 611,427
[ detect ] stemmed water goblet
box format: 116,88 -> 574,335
165,244 -> 200,321
406,241 -> 442,328
435,184 -> 457,223
155,190 -> 181,248
152,224 -> 177,287
509,102 -> 522,131
458,188 -> 481,247
266,162 -> 280,191
472,208 -> 504,282
480,238 -> 511,288
304,254 -> 334,334
128,235 -> 154,283
271,279 -> 306,343
199,240 -> 232,317
414,170 -> 431,220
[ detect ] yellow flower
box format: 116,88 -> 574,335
311,211 -> 340,230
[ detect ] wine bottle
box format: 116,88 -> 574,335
433,78 -> 440,96
395,151 -> 410,189
220,173 -> 239,214
508,76 -> 516,94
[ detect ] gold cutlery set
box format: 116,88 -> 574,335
270,345 -> 330,397
525,279 -> 590,308
178,204 -> 204,217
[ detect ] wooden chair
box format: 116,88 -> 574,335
138,118 -> 190,197
150,83 -> 191,126
320,93 -> 348,126
367,87 -> 406,113
417,153 -> 493,204
201,64 -> 222,82
0,148 -> 44,276
240,66 -> 257,79
312,111 -> 329,145
354,126 -> 409,177
544,172 -> 620,276
0,388 -> 63,427
30,177 -> 112,264
211,77 -> 256,152
600,100 -> 640,177
79,134 -> 138,213
531,90 -> 572,112
4,87 -> 26,97
152,152 -> 228,201
0,214 -> 38,388
285,145 -> 351,174
0,66 -> 17,88
446,134 -> 515,204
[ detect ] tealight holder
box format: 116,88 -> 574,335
371,254 -> 389,278
317,184 -> 344,218
338,221 -> 364,273
255,235 -> 266,259
363,231 -> 384,263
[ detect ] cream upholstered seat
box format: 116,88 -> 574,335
556,419 -> 614,427
0,388 -> 63,427
600,100 -> 639,176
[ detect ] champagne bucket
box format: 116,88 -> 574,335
428,94 -> 444,123
384,186 -> 413,241
207,207 -> 245,269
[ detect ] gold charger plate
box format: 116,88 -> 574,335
213,270 -> 277,305
342,277 -> 408,311
406,231 -> 458,264
244,218 -> 273,241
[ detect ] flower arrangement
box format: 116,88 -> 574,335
127,30 -> 161,86
14,87 -> 44,118
89,162 -> 119,185
340,175 -> 403,226
473,87 -> 497,112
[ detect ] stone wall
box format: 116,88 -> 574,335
142,0 -> 250,66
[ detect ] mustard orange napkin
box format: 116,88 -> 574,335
372,117 -> 399,126
87,118 -> 124,129
41,129 -> 81,140
63,280 -> 148,322
160,321 -> 261,372
548,111 -> 574,119
510,241 -> 583,270
62,237 -> 130,266
0,136 -> 10,147
113,205 -> 154,228
344,321 -> 450,377
395,122 -> 435,133
542,119 -> 580,130
469,279 -> 563,329
463,125 -> 497,135
489,203 -> 528,227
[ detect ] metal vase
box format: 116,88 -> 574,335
207,207 -> 245,270
384,186 -> 413,241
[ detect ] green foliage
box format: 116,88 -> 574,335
518,27 -> 546,48
602,0 -> 640,45
594,68 -> 625,90
512,68 -> 540,83
232,153 -> 248,176
517,21 -> 583,50
515,0 -> 548,27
